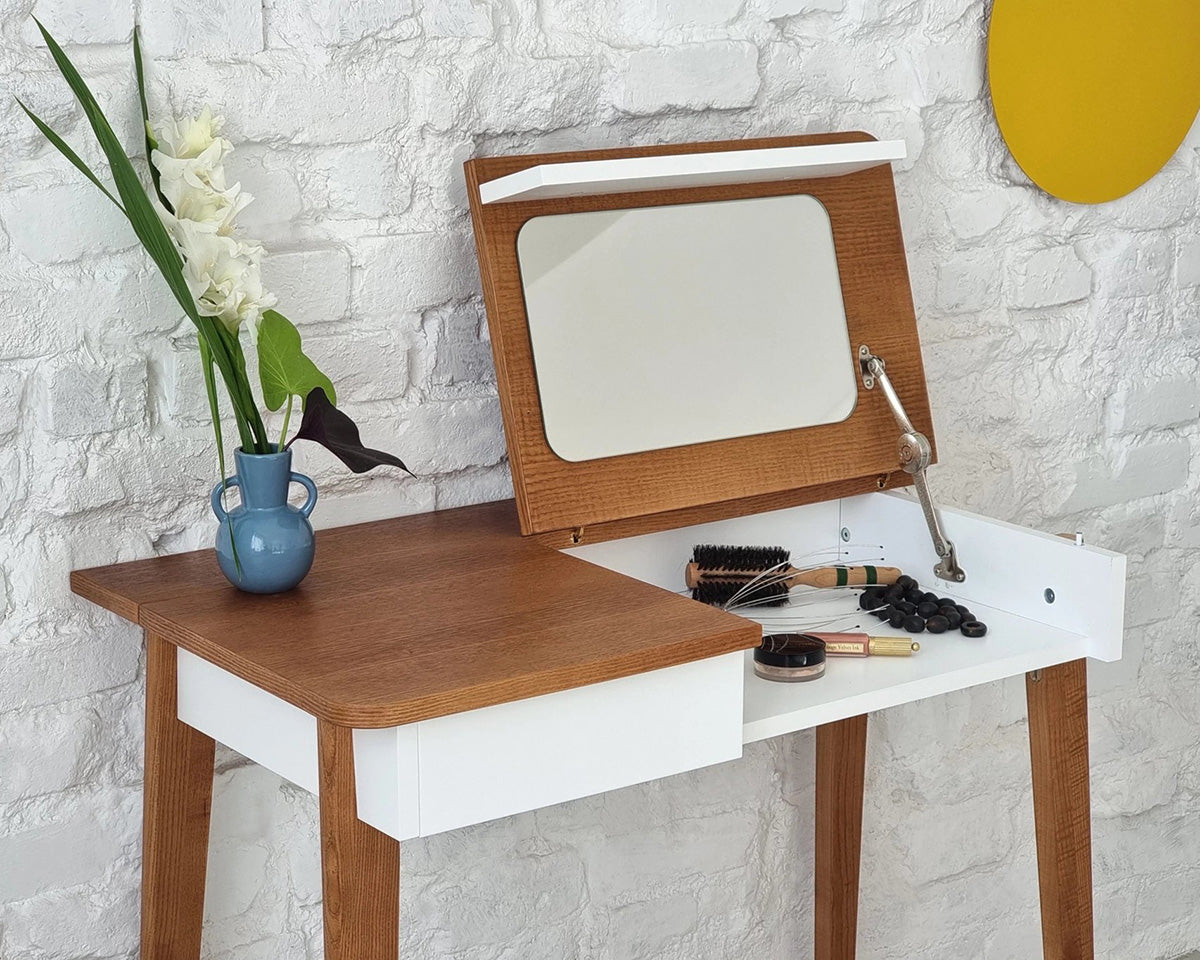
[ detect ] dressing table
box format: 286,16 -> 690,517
71,132 -> 1125,960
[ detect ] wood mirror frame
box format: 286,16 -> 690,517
465,132 -> 934,545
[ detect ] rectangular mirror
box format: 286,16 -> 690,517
517,194 -> 858,463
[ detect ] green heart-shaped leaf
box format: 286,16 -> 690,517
257,309 -> 336,412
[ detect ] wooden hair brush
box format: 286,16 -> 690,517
687,544 -> 902,607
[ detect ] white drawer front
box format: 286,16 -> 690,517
415,650 -> 744,837
175,648 -> 743,841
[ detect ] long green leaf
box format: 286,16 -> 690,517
131,26 -> 168,211
199,338 -> 228,486
217,322 -> 269,452
36,21 -> 200,330
15,99 -> 123,211
278,395 -> 294,450
200,339 -> 241,574
32,18 -> 269,453
206,318 -> 258,452
35,18 -> 184,302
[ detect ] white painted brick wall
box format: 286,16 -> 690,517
24,0 -> 134,45
2,2 -> 1200,959
260,247 -> 353,326
1007,244 -> 1094,309
617,42 -> 760,113
0,183 -> 137,264
140,0 -> 264,56
264,0 -> 416,49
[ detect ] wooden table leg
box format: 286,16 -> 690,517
317,719 -> 401,960
141,633 -> 216,960
815,713 -> 868,960
1027,659 -> 1095,960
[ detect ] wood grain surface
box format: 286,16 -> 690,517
1027,659 -> 1095,960
465,132 -> 934,537
529,471 -> 902,549
318,719 -> 400,960
814,713 -> 868,960
141,634 -> 215,960
72,499 -> 759,728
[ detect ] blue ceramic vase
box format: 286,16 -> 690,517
211,446 -> 317,594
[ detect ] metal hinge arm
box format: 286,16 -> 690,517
859,345 -> 966,583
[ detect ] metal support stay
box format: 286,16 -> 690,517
859,344 -> 966,583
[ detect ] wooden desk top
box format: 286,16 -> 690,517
71,500 -> 759,728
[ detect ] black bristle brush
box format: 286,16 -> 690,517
687,544 -> 902,608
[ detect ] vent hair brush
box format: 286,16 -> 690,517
688,544 -> 902,608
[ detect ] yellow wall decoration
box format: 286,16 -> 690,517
988,0 -> 1200,204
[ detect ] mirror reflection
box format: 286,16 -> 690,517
517,194 -> 858,463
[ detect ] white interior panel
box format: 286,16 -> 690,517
739,602 -> 1089,742
841,491 -> 1126,660
564,498 -> 842,592
569,491 -> 1126,743
517,195 -> 858,462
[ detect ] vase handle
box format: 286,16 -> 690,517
291,472 -> 318,518
211,476 -> 241,522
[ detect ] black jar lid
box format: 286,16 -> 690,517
754,633 -> 826,668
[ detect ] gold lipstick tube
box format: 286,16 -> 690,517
808,632 -> 920,657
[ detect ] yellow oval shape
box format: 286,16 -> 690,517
988,0 -> 1200,204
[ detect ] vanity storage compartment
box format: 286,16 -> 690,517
177,636 -> 744,841
568,491 -> 1124,744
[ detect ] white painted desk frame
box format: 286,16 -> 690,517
178,490 -> 1124,847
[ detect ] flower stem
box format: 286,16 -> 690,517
278,394 -> 293,451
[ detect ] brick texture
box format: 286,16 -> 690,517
2,2 -> 1199,959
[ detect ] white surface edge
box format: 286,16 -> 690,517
479,139 -> 907,204
740,606 -> 1090,744
740,636 -> 1089,743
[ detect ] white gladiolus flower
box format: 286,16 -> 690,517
152,139 -> 228,195
150,106 -> 274,332
156,105 -> 228,160
151,140 -> 247,233
169,178 -> 253,237
170,218 -> 277,332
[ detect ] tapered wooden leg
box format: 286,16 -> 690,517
815,713 -> 868,960
141,633 -> 216,960
317,720 -> 400,960
1027,659 -> 1095,960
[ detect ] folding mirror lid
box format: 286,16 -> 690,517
465,132 -> 934,545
